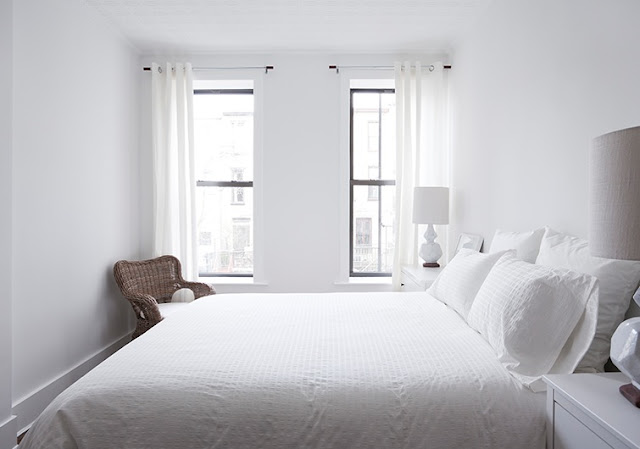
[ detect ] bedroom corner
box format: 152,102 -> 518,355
7,0 -> 143,443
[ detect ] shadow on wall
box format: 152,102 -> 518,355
102,264 -> 135,341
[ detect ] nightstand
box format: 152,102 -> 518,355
400,265 -> 442,291
544,373 -> 640,449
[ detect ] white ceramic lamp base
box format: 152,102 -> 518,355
419,224 -> 442,267
610,317 -> 640,407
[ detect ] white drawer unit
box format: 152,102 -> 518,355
544,373 -> 640,449
400,265 -> 442,291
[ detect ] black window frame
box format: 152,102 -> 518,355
195,88 -> 254,278
349,88 -> 395,277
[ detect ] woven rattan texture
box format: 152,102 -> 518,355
113,255 -> 215,338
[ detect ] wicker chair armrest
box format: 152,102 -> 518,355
126,293 -> 163,323
179,281 -> 216,298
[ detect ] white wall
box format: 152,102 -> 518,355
450,0 -> 640,249
0,1 -> 17,447
11,0 -> 140,433
139,53 -> 447,293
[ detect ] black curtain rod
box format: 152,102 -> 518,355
143,65 -> 274,74
329,64 -> 451,73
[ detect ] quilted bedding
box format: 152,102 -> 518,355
20,292 -> 545,448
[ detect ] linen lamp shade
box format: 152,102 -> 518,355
589,125 -> 640,260
590,125 -> 640,407
412,187 -> 449,225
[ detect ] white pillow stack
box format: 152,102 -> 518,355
427,248 -> 514,319
466,254 -> 598,391
488,228 -> 545,263
427,227 -> 603,391
535,227 -> 640,372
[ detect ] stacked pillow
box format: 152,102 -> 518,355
426,226 -> 622,390
466,254 -> 598,391
487,226 -> 640,372
535,227 -> 640,372
426,248 -> 515,320
488,228 -> 545,263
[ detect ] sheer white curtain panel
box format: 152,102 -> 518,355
392,61 -> 450,290
151,62 -> 198,280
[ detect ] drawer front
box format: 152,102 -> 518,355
401,279 -> 423,291
554,403 -> 612,449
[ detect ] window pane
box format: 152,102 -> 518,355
196,186 -> 253,275
194,93 -> 254,182
380,93 -> 396,180
194,89 -> 254,276
352,92 -> 381,180
352,91 -> 395,182
352,185 -> 395,273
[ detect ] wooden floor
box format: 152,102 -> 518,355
17,430 -> 27,445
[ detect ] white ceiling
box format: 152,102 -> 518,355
84,0 -> 493,54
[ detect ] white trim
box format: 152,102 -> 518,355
252,75 -> 266,284
336,71 -> 351,283
12,333 -> 131,433
192,72 -> 266,284
0,414 -> 17,449
337,72 -> 395,284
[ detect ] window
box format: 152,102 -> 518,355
350,89 -> 396,276
194,87 -> 254,277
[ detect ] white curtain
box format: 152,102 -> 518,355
151,62 -> 198,280
392,61 -> 449,290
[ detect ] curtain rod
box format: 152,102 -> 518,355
143,65 -> 274,74
329,64 -> 451,74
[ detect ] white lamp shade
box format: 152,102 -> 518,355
589,125 -> 640,260
413,187 -> 449,225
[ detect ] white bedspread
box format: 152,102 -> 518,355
21,292 -> 545,449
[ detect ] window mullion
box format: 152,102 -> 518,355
197,181 -> 253,187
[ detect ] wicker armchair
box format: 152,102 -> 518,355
113,255 -> 215,338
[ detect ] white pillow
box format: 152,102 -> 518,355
427,249 -> 514,319
488,228 -> 545,263
171,288 -> 195,303
467,254 -> 598,391
535,227 -> 640,372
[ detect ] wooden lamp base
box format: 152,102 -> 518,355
619,383 -> 640,407
423,262 -> 440,268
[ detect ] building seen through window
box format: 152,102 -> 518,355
194,87 -> 254,276
350,89 -> 396,276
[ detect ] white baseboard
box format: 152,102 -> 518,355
12,333 -> 131,434
0,414 -> 17,449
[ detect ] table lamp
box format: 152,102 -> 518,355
413,186 -> 449,267
590,125 -> 640,407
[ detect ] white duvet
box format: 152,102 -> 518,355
21,292 -> 545,449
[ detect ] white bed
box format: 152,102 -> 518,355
20,292 -> 546,449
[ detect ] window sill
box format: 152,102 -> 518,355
199,277 -> 267,286
334,277 -> 393,291
344,277 -> 391,284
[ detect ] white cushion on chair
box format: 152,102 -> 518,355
158,302 -> 190,319
171,288 -> 196,303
